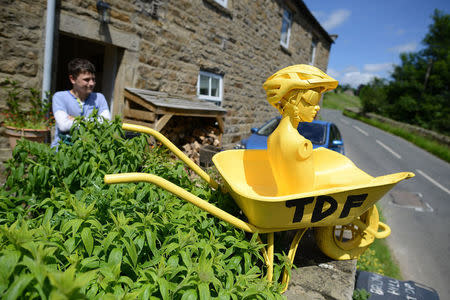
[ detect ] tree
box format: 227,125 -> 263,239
355,84 -> 366,96
359,78 -> 388,114
364,10 -> 449,135
389,10 -> 449,133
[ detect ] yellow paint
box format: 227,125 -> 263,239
213,148 -> 414,229
264,65 -> 337,195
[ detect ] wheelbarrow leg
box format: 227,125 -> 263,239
267,232 -> 274,282
281,228 -> 308,293
259,229 -> 307,291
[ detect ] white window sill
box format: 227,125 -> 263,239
203,0 -> 233,18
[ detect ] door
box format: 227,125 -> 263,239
54,34 -> 121,111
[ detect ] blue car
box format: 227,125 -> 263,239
235,117 -> 345,154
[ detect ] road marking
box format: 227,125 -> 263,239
376,139 -> 402,159
340,118 -> 350,125
353,125 -> 369,136
416,169 -> 450,195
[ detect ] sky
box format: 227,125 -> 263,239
302,0 -> 450,88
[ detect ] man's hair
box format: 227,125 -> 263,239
68,58 -> 96,78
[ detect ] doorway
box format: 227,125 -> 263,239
55,33 -> 122,111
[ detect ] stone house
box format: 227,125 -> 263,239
0,0 -> 335,158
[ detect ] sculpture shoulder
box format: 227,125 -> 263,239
297,137 -> 312,160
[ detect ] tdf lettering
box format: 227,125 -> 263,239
285,194 -> 368,223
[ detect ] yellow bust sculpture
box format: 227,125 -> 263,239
263,65 -> 338,195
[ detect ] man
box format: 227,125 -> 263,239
51,58 -> 111,148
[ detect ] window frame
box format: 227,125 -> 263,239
280,8 -> 292,49
197,70 -> 223,104
310,37 -> 318,65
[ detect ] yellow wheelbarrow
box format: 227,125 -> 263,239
104,123 -> 414,292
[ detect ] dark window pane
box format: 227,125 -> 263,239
257,118 -> 281,136
199,75 -> 209,95
298,122 -> 326,145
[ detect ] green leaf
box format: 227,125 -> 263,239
21,255 -> 47,286
228,256 -> 242,271
81,227 -> 94,256
157,277 -> 169,300
3,274 -> 33,300
101,231 -> 118,253
163,242 -> 178,254
108,248 -> 122,266
118,275 -> 134,287
0,250 -> 21,283
64,237 -> 77,254
180,289 -> 198,300
42,206 -> 54,225
0,250 -> 21,294
198,282 -> 210,300
122,237 -> 137,269
179,250 -> 192,268
61,218 -> 84,236
167,255 -> 179,268
145,229 -> 157,254
244,252 -> 251,273
225,270 -> 234,290
86,219 -> 103,233
80,256 -> 100,270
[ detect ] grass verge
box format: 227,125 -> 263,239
357,239 -> 402,279
322,91 -> 362,111
343,110 -> 450,163
356,205 -> 402,279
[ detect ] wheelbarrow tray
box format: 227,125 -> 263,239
213,147 -> 413,230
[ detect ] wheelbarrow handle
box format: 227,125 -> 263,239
122,123 -> 219,190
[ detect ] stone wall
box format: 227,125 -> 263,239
0,0 -> 333,152
366,112 -> 450,146
131,0 -> 333,147
0,0 -> 47,155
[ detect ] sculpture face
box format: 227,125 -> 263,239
297,90 -> 320,122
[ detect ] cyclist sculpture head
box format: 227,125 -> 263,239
263,64 -> 338,124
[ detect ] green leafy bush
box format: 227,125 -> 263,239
0,78 -> 52,129
352,288 -> 370,300
1,116 -> 286,299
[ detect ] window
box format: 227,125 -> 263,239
198,71 -> 223,104
214,0 -> 227,8
330,125 -> 342,142
298,122 -> 326,145
310,38 -> 318,65
257,118 -> 281,136
280,9 -> 292,48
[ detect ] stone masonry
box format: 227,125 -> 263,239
0,0 -> 333,154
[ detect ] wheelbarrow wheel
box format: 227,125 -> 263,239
314,205 -> 379,260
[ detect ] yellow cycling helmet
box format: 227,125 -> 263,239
263,64 -> 338,108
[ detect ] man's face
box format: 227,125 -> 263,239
70,71 -> 96,96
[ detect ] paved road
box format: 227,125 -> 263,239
321,109 -> 450,298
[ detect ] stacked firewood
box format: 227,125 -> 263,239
160,117 -> 221,165
181,127 -> 221,165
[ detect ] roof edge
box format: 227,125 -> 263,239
296,0 -> 335,44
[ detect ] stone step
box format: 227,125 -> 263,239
283,230 -> 357,300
